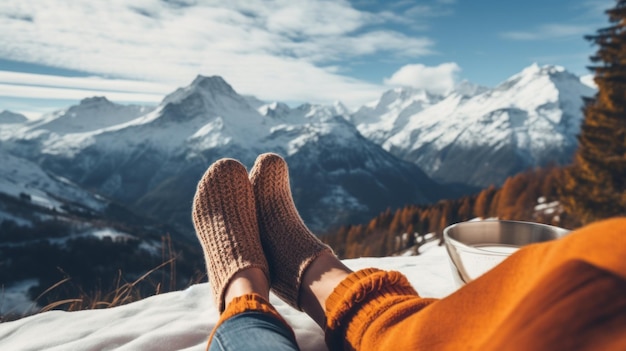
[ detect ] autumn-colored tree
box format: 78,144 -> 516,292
405,224 -> 416,247
488,190 -> 502,218
497,173 -> 527,219
457,197 -> 473,222
541,166 -> 562,198
561,0 -> 626,224
427,206 -> 442,233
388,209 -> 403,235
323,165 -> 570,258
474,185 -> 497,218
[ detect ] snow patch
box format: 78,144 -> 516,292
0,151 -> 107,212
320,185 -> 368,211
90,228 -> 134,241
0,247 -> 456,351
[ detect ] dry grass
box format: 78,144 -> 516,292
37,256 -> 178,313
1,234 -> 205,322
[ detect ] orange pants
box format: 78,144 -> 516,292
215,218 -> 626,351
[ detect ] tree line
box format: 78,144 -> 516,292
321,166 -> 572,258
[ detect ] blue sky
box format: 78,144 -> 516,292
0,0 -> 611,118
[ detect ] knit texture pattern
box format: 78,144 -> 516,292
249,153 -> 333,310
192,158 -> 269,312
323,218 -> 626,351
324,268 -> 430,351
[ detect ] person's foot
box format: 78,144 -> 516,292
249,153 -> 341,314
192,158 -> 269,312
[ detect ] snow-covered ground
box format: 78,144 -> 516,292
0,242 -> 456,351
0,151 -> 107,217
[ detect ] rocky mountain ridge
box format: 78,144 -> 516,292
0,76 -> 451,234
354,63 -> 595,187
0,64 -> 594,233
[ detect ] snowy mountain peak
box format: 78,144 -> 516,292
190,75 -> 236,95
499,63 -> 581,92
298,103 -> 348,122
521,62 -> 565,76
365,63 -> 597,187
78,96 -> 115,107
376,87 -> 440,109
351,86 -> 444,143
0,110 -> 28,124
454,80 -> 489,97
332,101 -> 350,115
259,101 -> 291,119
32,98 -> 154,134
161,75 -> 253,115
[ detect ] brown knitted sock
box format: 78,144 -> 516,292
249,153 -> 334,310
192,158 -> 269,312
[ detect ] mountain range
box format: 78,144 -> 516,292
0,77 -> 444,235
0,63 -> 595,235
352,63 -> 595,186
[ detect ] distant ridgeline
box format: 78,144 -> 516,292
0,191 -> 204,318
322,166 -> 574,259
0,63 -> 594,236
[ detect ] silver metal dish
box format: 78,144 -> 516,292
443,220 -> 569,286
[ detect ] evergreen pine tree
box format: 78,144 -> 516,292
561,0 -> 626,224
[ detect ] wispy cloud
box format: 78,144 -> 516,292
576,0 -> 613,19
0,71 -> 171,95
0,0 -> 438,108
405,4 -> 453,18
501,0 -> 611,42
0,83 -> 163,103
0,70 -> 172,115
501,24 -> 593,41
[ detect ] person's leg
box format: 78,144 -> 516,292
209,294 -> 300,351
192,158 -> 299,351
249,153 -> 626,351
298,252 -> 351,326
248,153 -> 433,346
249,152 -> 347,327
223,269 -> 269,307
321,218 -> 626,351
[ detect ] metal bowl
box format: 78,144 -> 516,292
443,220 -> 569,286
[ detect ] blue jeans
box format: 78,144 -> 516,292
209,311 -> 300,351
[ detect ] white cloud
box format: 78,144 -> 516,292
0,71 -> 171,95
580,74 -> 597,89
384,62 -> 460,95
0,83 -> 164,103
405,4 -> 453,18
0,0 -> 436,108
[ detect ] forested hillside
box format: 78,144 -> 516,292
322,166 -> 574,258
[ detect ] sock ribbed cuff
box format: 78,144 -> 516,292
325,268 -> 432,350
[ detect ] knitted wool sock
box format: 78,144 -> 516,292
249,153 -> 333,310
192,158 -> 269,312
